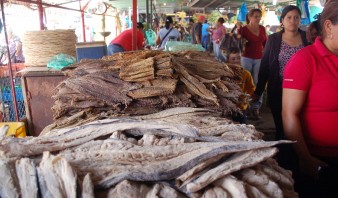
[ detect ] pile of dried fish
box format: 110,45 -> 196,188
0,108 -> 297,197
50,50 -> 244,130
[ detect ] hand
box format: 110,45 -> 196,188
251,94 -> 260,103
298,155 -> 327,177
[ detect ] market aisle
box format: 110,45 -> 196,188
247,104 -> 276,141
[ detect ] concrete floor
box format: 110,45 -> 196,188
247,104 -> 277,141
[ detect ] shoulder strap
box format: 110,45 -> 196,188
159,28 -> 173,47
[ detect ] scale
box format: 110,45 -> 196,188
87,1 -> 111,42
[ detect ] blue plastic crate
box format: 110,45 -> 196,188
76,41 -> 107,63
1,86 -> 24,102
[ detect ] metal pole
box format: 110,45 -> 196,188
146,0 -> 149,30
38,0 -> 44,30
0,0 -> 20,121
79,0 -> 86,42
150,0 -> 153,30
132,0 -> 137,50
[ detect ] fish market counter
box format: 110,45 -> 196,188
19,67 -> 67,136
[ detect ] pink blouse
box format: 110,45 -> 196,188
212,25 -> 226,41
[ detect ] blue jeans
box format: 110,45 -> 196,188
107,44 -> 125,55
213,40 -> 227,62
202,35 -> 209,49
241,56 -> 263,109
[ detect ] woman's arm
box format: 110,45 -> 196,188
177,33 -> 181,41
253,35 -> 272,97
155,34 -> 161,46
282,88 -> 327,176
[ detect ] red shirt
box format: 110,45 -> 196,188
110,29 -> 144,51
283,38 -> 338,157
241,25 -> 267,59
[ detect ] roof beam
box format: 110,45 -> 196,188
204,0 -> 219,8
217,1 -> 230,8
5,0 -> 82,12
188,0 -> 200,7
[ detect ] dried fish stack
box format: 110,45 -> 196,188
49,50 -> 246,131
0,108 -> 297,197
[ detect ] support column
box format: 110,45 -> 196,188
0,1 -> 19,121
132,0 -> 137,50
146,0 -> 150,30
79,0 -> 86,42
150,0 -> 153,30
38,0 -> 44,30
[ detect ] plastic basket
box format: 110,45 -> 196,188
0,122 -> 26,138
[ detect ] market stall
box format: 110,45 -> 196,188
0,50 -> 298,197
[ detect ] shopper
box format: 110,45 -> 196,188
107,22 -> 145,55
227,47 -> 255,124
253,5 -> 308,140
306,17 -> 321,43
191,15 -> 205,44
211,17 -> 227,62
156,16 -> 181,50
282,1 -> 338,197
201,19 -> 210,50
7,29 -> 24,63
265,25 -> 272,35
238,8 -> 267,119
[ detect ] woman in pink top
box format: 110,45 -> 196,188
239,9 -> 267,118
211,17 -> 227,62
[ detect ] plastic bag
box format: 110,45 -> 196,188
47,53 -> 76,70
146,29 -> 157,46
165,41 -> 205,52
238,3 -> 248,22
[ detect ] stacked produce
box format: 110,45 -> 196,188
0,108 -> 297,197
48,50 -> 243,131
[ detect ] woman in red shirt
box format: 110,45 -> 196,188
239,9 -> 267,118
282,1 -> 338,197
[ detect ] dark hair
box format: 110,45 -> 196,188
218,17 -> 225,24
165,16 -> 174,29
246,9 -> 262,24
320,0 -> 338,38
137,22 -> 144,29
227,47 -> 241,58
306,20 -> 321,43
280,5 -> 301,23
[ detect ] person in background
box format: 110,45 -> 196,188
253,5 -> 308,141
306,16 -> 321,43
186,18 -> 194,34
211,17 -> 227,62
275,26 -> 282,32
201,19 -> 210,50
156,16 -> 181,50
238,8 -> 267,120
227,47 -> 255,124
107,22 -> 145,55
7,29 -> 24,63
231,21 -> 243,35
191,15 -> 205,44
282,1 -> 338,197
265,25 -> 272,35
